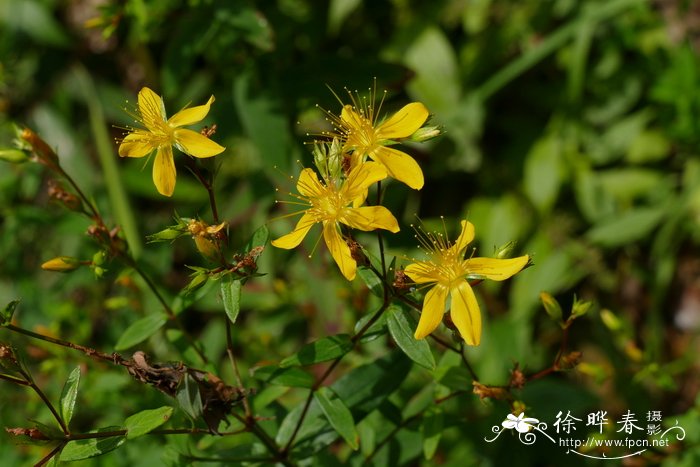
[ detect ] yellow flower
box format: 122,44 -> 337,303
118,87 -> 225,197
272,162 -> 399,280
339,102 -> 428,189
404,220 -> 529,345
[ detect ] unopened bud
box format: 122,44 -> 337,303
41,256 -> 81,272
494,241 -> 517,259
540,292 -> 563,324
571,297 -> 593,319
20,128 -> 60,171
0,149 -> 29,163
410,125 -> 441,142
313,138 -> 342,181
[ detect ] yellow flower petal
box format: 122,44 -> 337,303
376,102 -> 429,140
370,146 -> 424,189
450,281 -> 481,346
340,105 -> 364,133
168,96 -> 215,128
152,146 -> 176,197
414,284 -> 449,339
174,129 -> 225,158
404,262 -> 437,284
341,206 -> 399,233
137,87 -> 167,133
341,161 -> 387,201
118,132 -> 154,158
271,212 -> 316,249
466,255 -> 530,281
323,222 -> 356,281
296,168 -> 326,198
450,220 -> 475,255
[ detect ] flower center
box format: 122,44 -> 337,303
346,113 -> 377,154
311,187 -> 345,222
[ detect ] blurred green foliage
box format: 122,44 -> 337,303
2,0 -> 700,465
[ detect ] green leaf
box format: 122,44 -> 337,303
221,275 -> 242,325
387,306 -> 435,370
251,365 -> 314,388
176,373 -> 203,421
421,406 -> 443,460
0,299 -> 20,326
357,266 -> 383,298
115,313 -> 168,351
586,206 -> 666,247
60,427 -> 125,461
124,406 -> 173,439
280,334 -> 353,368
59,366 -> 81,426
524,134 -> 564,213
314,387 -> 359,450
246,224 -> 270,251
354,310 -> 388,344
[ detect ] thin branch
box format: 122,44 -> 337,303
225,321 -> 251,418
34,442 -> 65,467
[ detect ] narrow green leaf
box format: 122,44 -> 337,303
421,406 -> 443,460
357,266 -> 383,297
387,306 -> 435,370
221,275 -> 242,325
280,334 -> 353,368
0,299 -> 20,326
176,373 -> 203,421
124,406 -> 173,439
586,206 -> 666,247
251,365 -> 314,388
60,427 -> 125,461
59,366 -> 81,426
115,313 -> 167,351
314,387 -> 359,450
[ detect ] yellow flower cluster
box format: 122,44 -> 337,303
117,85 -> 530,346
272,93 -> 430,281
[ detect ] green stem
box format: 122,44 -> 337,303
124,257 -> 209,365
35,442 -> 65,467
225,321 -> 251,418
20,370 -> 69,435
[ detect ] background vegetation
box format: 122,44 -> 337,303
2,0 -> 700,465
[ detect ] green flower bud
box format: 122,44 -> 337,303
410,125 -> 441,142
0,149 -> 29,163
540,292 -> 563,324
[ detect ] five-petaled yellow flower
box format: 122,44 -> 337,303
272,162 -> 399,281
404,220 -> 529,345
118,87 -> 225,197
338,101 -> 429,190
